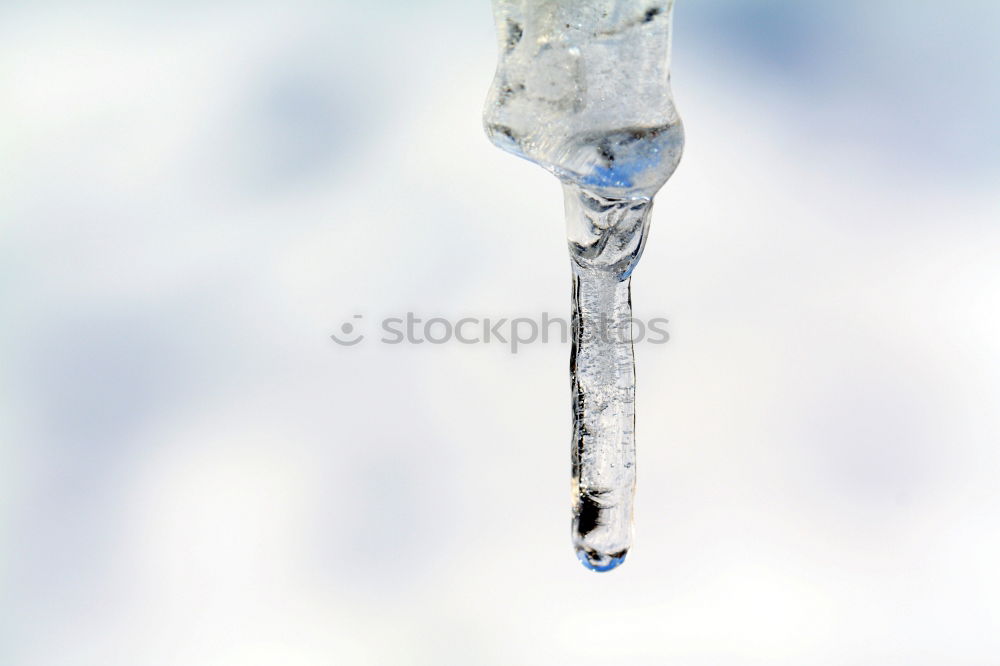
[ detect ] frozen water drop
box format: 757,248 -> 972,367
577,548 -> 628,573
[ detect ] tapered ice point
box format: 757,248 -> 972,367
578,548 -> 628,572
484,0 -> 684,571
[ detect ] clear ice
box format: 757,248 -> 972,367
484,0 -> 684,571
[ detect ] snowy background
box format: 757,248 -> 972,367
3,1 -> 999,664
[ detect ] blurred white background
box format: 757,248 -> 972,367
2,1 -> 999,664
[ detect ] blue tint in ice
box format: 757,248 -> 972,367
577,549 -> 627,573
